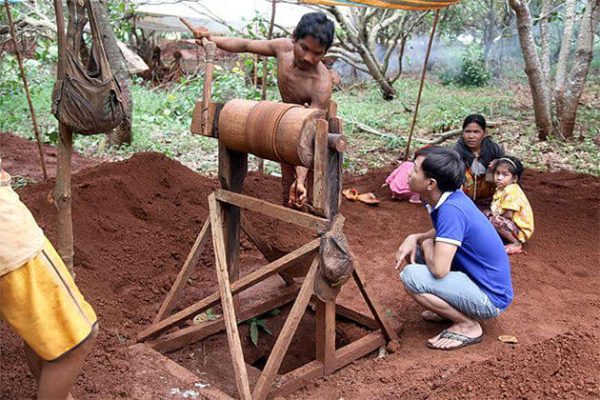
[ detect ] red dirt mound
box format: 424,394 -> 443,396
0,132 -> 98,181
1,136 -> 599,399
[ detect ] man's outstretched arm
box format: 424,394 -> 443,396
193,28 -> 284,57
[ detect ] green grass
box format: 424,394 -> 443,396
1,64 -> 598,176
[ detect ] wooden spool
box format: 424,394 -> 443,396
218,99 -> 321,167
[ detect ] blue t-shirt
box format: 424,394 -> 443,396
428,191 -> 513,310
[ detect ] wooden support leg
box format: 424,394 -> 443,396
209,193 -> 252,400
219,143 -> 247,312
351,257 -> 399,343
326,117 -> 344,218
54,124 -> 74,275
252,257 -> 320,400
154,219 -> 211,323
315,299 -> 336,374
312,119 -> 328,216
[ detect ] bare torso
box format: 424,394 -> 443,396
274,40 -> 332,111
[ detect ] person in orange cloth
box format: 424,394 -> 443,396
0,158 -> 98,400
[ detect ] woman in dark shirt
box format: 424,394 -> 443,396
453,114 -> 504,202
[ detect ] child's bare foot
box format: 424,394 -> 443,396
504,244 -> 523,255
421,310 -> 447,322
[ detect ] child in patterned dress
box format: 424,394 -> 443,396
485,156 -> 534,255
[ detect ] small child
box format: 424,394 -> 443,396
383,161 -> 421,203
485,156 -> 534,255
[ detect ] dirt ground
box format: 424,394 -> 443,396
1,132 -> 599,399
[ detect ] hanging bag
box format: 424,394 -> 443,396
51,0 -> 125,135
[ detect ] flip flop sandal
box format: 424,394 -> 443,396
504,245 -> 523,255
342,188 -> 359,201
426,330 -> 484,351
356,192 -> 380,205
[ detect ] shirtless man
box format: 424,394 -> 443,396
193,12 -> 335,208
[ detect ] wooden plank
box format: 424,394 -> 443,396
351,257 -> 399,342
327,100 -> 338,119
252,257 -> 320,400
209,193 -> 252,400
192,101 -> 223,137
269,332 -> 384,398
190,100 -> 204,135
218,143 -> 248,312
312,119 -> 329,217
335,303 -> 379,331
268,360 -> 324,399
326,117 -> 344,218
315,299 -> 336,374
154,220 -> 211,323
137,239 -> 320,341
151,285 -> 300,354
334,330 -> 386,370
215,189 -> 329,231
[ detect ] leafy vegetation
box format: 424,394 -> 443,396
1,59 -> 598,176
245,308 -> 280,347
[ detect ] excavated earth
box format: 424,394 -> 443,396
1,132 -> 599,399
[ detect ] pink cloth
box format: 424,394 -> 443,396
385,162 -> 420,202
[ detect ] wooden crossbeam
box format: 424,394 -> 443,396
215,189 -> 329,231
150,285 -> 300,354
154,219 -> 211,323
138,239 -> 320,341
209,193 -> 252,399
335,303 -> 379,330
252,257 -> 320,400
270,330 -> 386,399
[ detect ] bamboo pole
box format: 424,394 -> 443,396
4,0 -> 48,180
403,9 -> 440,161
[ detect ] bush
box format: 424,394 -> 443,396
440,46 -> 490,87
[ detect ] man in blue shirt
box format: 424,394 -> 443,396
396,146 -> 513,350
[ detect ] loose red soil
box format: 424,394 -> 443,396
1,133 -> 599,399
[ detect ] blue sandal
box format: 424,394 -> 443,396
427,330 -> 483,351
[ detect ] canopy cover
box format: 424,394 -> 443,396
300,0 -> 459,11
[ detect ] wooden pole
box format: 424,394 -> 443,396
208,194 -> 252,400
52,0 -> 75,274
4,0 -> 48,180
403,9 -> 440,161
257,0 -> 277,174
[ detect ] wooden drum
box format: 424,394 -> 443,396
218,99 -> 322,167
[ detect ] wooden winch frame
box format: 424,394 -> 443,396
137,101 -> 399,399
137,23 -> 399,397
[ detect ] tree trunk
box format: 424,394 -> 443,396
555,0 -> 600,138
554,0 -> 576,97
539,0 -> 551,103
482,0 -> 497,62
93,0 -> 132,146
508,0 -> 554,140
